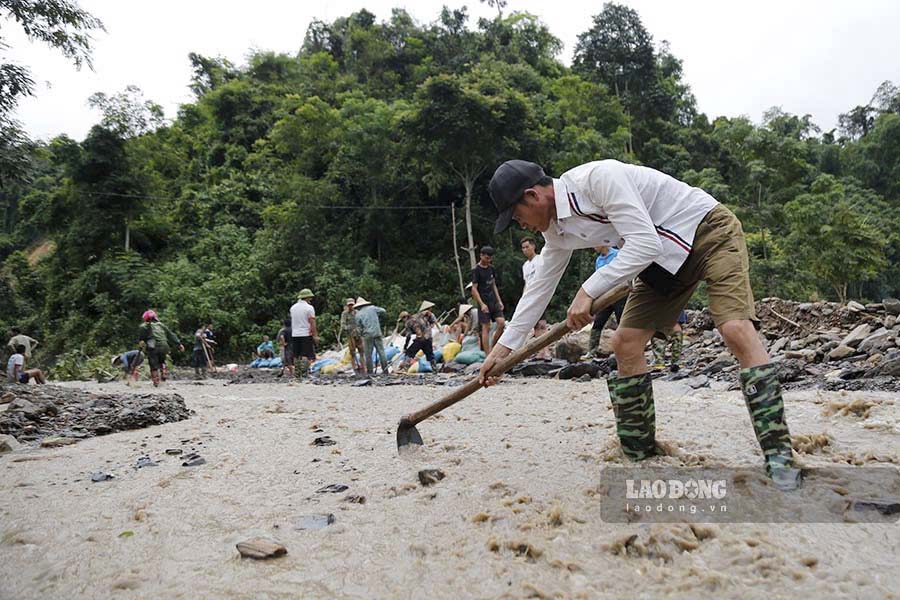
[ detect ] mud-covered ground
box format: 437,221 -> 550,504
1,378 -> 898,599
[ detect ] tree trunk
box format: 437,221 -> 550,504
451,201 -> 465,297
125,218 -> 131,251
463,175 -> 476,268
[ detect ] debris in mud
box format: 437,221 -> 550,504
165,448 -> 182,455
296,514 -> 336,530
792,433 -> 831,454
312,436 -> 336,446
0,383 -> 191,445
317,483 -> 349,493
135,456 -> 158,469
605,524 -> 715,563
848,498 -> 900,516
181,453 -> 206,467
823,398 -> 878,419
39,436 -> 78,448
418,469 -> 446,486
236,537 -> 287,559
343,494 -> 366,504
91,471 -> 115,482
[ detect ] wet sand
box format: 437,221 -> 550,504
1,378 -> 898,599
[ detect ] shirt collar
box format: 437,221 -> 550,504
552,178 -> 572,221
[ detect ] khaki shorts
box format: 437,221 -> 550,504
619,204 -> 757,335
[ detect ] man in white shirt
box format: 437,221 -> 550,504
290,288 -> 318,376
520,236 -> 549,358
479,159 -> 800,491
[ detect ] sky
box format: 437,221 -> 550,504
6,0 -> 900,141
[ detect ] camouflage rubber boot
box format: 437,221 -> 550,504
651,338 -> 667,370
606,373 -> 657,460
295,357 -> 310,379
669,332 -> 683,372
740,364 -> 801,491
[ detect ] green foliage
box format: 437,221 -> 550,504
2,4 -> 899,371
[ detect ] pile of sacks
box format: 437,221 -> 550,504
676,297 -> 900,386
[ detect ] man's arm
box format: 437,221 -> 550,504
308,315 -> 318,338
492,277 -> 504,309
28,336 -> 39,349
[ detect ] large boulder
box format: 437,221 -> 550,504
841,324 -> 872,348
883,298 -> 900,316
0,434 -> 21,453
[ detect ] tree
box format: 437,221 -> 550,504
785,175 -> 887,303
87,85 -> 165,138
0,0 -> 104,115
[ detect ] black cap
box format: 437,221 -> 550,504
480,245 -> 495,256
489,159 -> 546,234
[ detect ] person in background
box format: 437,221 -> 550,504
112,349 -> 144,384
354,297 -> 389,376
276,318 -> 293,378
340,298 -> 366,375
193,323 -> 216,379
138,310 -> 184,387
256,335 -> 275,359
582,245 -> 628,360
402,301 -> 438,370
653,311 -> 688,372
7,327 -> 39,359
521,236 -> 550,358
290,289 -> 318,378
448,304 -> 478,344
7,344 -> 46,384
471,245 -> 505,352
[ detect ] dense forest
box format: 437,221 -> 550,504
1,3 -> 899,364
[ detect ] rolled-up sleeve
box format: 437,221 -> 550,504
580,163 -> 662,298
497,244 -> 572,350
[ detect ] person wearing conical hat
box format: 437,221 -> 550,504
448,303 -> 477,344
290,288 -> 318,377
402,301 -> 438,370
354,297 -> 390,375
340,297 -> 366,375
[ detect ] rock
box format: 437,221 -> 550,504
828,345 -> 856,361
165,448 -> 183,455
343,494 -> 366,504
685,375 -> 709,389
841,324 -> 873,348
0,434 -> 21,453
769,337 -> 789,354
847,300 -> 866,312
784,349 -> 817,363
0,391 -> 14,404
858,328 -> 893,353
884,298 -> 900,316
775,359 -> 808,383
236,537 -> 287,559
866,358 -> 900,378
317,483 -> 349,493
8,398 -> 39,416
181,453 -> 205,467
312,436 -> 336,446
296,514 -> 335,530
40,436 -> 78,448
848,499 -> 900,516
555,339 -> 585,363
418,469 -> 446,486
885,315 -> 898,329
91,472 -> 115,482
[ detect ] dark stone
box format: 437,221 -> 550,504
91,472 -> 115,482
418,469 -> 446,486
317,483 -> 349,493
865,358 -> 900,378
165,448 -> 183,455
774,359 -> 808,383
511,358 -> 568,377
181,453 -> 206,467
849,498 -> 900,516
135,456 -> 158,469
312,436 -> 336,446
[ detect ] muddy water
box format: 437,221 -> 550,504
1,378 -> 898,598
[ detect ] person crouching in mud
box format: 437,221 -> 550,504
479,159 -> 801,492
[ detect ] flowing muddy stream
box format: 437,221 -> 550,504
1,378 -> 898,598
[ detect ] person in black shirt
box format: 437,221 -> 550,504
470,245 -> 506,351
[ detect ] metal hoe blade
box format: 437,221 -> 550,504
396,418 -> 424,450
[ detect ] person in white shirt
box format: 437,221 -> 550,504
479,159 -> 800,491
290,288 -> 318,376
520,236 -> 549,358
